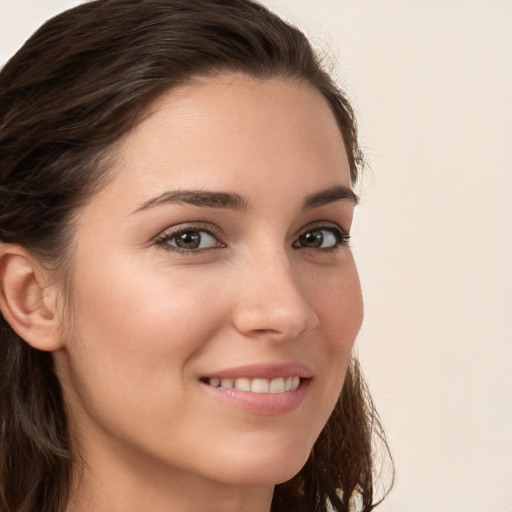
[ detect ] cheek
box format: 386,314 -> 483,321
70,258 -> 226,351
307,257 -> 363,352
59,259 -> 228,416
55,262 -> 238,468
300,256 -> 363,426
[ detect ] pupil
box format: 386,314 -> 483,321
300,230 -> 323,248
177,231 -> 200,249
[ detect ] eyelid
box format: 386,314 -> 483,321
153,220 -> 350,254
293,222 -> 350,249
154,222 -> 225,253
297,220 -> 350,236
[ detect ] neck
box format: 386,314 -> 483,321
66,443 -> 274,512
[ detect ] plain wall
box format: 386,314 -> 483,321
1,1 -> 511,511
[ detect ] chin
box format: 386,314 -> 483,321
205,438 -> 313,487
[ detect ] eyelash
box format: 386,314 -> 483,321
155,223 -> 224,254
155,223 -> 350,254
293,224 -> 350,251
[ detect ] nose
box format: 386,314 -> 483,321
231,250 -> 319,342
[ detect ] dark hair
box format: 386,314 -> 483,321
0,1 -> 392,511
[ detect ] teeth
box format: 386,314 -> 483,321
269,377 -> 285,393
207,376 -> 301,393
221,378 -> 233,388
234,378 -> 251,391
251,378 -> 269,393
209,377 -> 220,387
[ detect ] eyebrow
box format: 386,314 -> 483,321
133,190 -> 248,213
133,185 -> 358,214
303,185 -> 359,209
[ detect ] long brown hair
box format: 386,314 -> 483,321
0,1 -> 392,510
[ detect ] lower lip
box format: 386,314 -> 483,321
199,379 -> 310,415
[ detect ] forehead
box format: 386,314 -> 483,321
97,74 -> 351,210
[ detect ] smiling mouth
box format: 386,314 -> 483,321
202,376 -> 302,393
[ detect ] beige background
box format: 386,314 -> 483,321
1,1 -> 511,511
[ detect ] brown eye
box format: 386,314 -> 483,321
293,227 -> 349,249
160,229 -> 220,251
298,230 -> 324,248
174,231 -> 202,249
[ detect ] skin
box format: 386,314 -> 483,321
50,74 -> 364,512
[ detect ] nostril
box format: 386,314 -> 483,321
231,282 -> 319,339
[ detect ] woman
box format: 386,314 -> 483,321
0,1 -> 391,511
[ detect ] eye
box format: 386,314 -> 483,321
293,226 -> 350,250
156,227 -> 222,252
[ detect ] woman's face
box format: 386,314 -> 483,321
54,75 -> 363,494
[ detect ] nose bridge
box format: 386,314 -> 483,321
232,245 -> 319,339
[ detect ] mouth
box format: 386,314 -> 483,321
201,376 -> 302,394
198,363 -> 313,414
198,364 -> 312,415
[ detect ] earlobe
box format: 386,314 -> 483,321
0,244 -> 64,352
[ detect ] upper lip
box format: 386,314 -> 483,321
201,363 -> 314,380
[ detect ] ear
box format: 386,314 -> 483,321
0,244 -> 64,351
